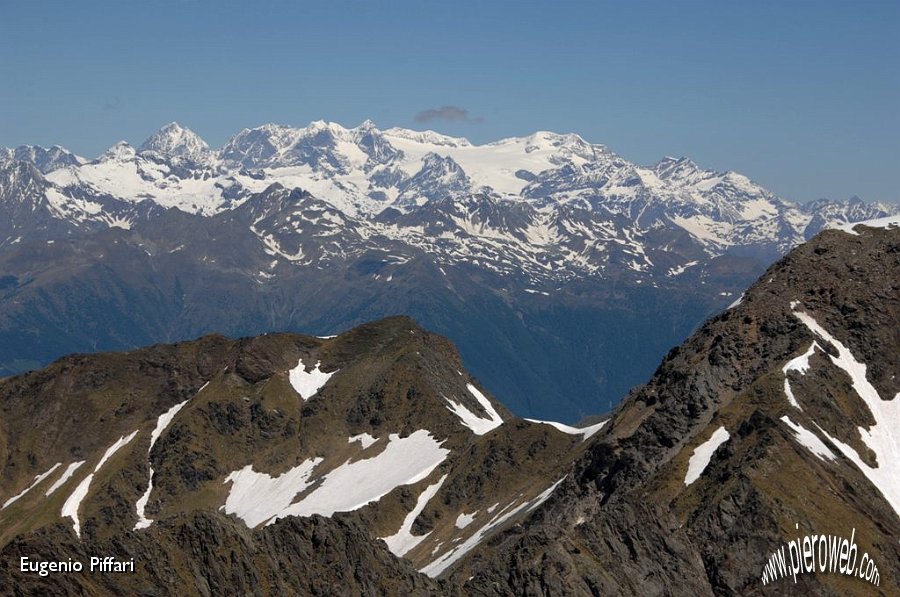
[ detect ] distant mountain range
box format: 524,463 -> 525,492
1,220 -> 897,594
0,121 -> 897,421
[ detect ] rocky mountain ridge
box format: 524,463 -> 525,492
0,316 -> 601,590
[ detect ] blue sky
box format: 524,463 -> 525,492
1,1 -> 897,203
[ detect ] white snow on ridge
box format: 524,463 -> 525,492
783,341 -> 821,376
95,431 -> 140,474
45,461 -> 85,497
224,430 -> 449,527
135,397 -> 193,530
224,459 -> 323,528
781,341 -> 821,410
791,309 -> 900,516
2,463 -> 62,510
421,477 -> 565,578
727,293 -> 744,309
783,380 -> 802,410
289,358 -> 336,400
61,431 -> 139,537
684,426 -> 730,486
781,416 -> 835,461
525,418 -> 608,441
443,384 -> 504,436
148,399 -> 192,449
381,474 -> 448,557
276,430 -> 449,520
831,215 -> 900,235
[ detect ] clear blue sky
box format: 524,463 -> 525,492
1,1 -> 897,203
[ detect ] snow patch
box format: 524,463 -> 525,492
45,462 -> 85,497
224,459 -> 323,528
792,309 -> 900,516
783,341 -> 820,376
783,380 -> 802,410
667,261 -> 699,277
381,474 -> 447,557
780,416 -> 835,461
684,426 -> 730,486
135,397 -> 193,530
421,477 -> 565,577
224,430 -> 449,527
289,358 -> 336,400
524,418 -> 607,441
781,341 -> 821,410
349,433 -> 377,449
2,463 -> 62,510
454,511 -> 477,530
443,384 -> 504,435
727,293 -> 744,309
61,431 -> 138,537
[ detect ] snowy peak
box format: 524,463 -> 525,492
0,160 -> 49,211
520,130 -> 597,158
0,145 -> 83,174
394,153 -> 471,209
802,196 -> 896,234
220,121 -> 363,171
653,156 -> 702,180
138,122 -> 211,162
220,124 -> 298,168
99,141 -> 137,162
382,127 -> 472,148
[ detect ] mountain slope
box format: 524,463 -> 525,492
456,220 -> 900,595
0,317 -> 601,593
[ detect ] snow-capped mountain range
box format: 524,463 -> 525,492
1,121 -> 897,421
3,121 -> 896,285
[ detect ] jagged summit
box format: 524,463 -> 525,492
0,145 -> 83,174
98,140 -> 136,161
138,122 -> 211,162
